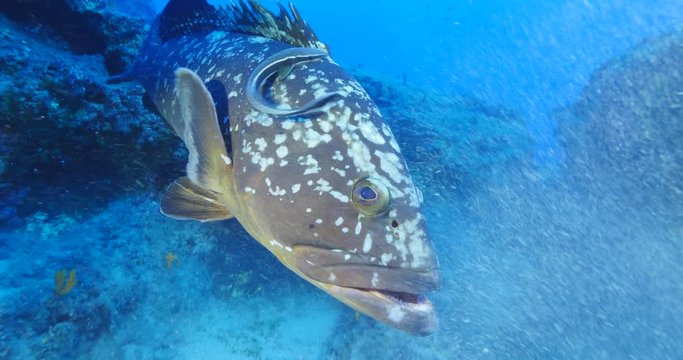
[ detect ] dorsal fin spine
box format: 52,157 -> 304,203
157,0 -> 329,52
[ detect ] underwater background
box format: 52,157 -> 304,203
1,0 -> 682,358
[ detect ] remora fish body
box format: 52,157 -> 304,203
129,0 -> 440,334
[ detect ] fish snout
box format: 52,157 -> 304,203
288,245 -> 439,335
323,284 -> 438,336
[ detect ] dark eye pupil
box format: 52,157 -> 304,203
360,186 -> 377,201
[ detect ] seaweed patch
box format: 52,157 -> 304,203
54,269 -> 77,296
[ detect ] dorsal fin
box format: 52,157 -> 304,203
221,0 -> 329,52
157,0 -> 328,52
158,0 -> 227,42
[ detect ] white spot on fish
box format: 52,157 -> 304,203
299,155 -> 321,175
357,114 -> 386,145
330,191 -> 349,203
319,120 -> 333,133
270,239 -> 284,248
282,120 -> 295,130
251,152 -> 275,171
274,134 -> 287,145
388,306 -> 405,323
314,178 -> 332,193
291,184 -> 301,194
332,168 -> 346,177
249,37 -> 269,44
335,217 -> 344,226
362,233 -> 373,253
276,146 -> 289,158
348,141 -> 375,173
254,138 -> 267,152
374,150 -> 405,185
303,128 -> 332,148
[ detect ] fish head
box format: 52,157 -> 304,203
286,172 -> 440,336
239,66 -> 439,334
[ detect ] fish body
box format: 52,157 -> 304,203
129,0 -> 439,334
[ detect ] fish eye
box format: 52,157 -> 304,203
352,178 -> 390,216
359,186 -> 377,201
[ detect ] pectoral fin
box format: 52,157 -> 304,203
175,67 -> 232,194
161,177 -> 233,222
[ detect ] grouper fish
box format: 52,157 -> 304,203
122,0 -> 440,334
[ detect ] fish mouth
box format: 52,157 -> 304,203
287,245 -> 439,335
320,283 -> 437,336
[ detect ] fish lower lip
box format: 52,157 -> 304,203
322,283 -> 438,335
286,245 -> 439,334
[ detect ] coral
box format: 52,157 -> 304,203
54,269 -> 77,296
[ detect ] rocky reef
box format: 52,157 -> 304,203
0,0 -> 154,74
556,27 -> 683,216
0,11 -> 182,224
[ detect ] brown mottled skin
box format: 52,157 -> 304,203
132,4 -> 440,335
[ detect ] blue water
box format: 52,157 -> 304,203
2,0 -> 683,359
